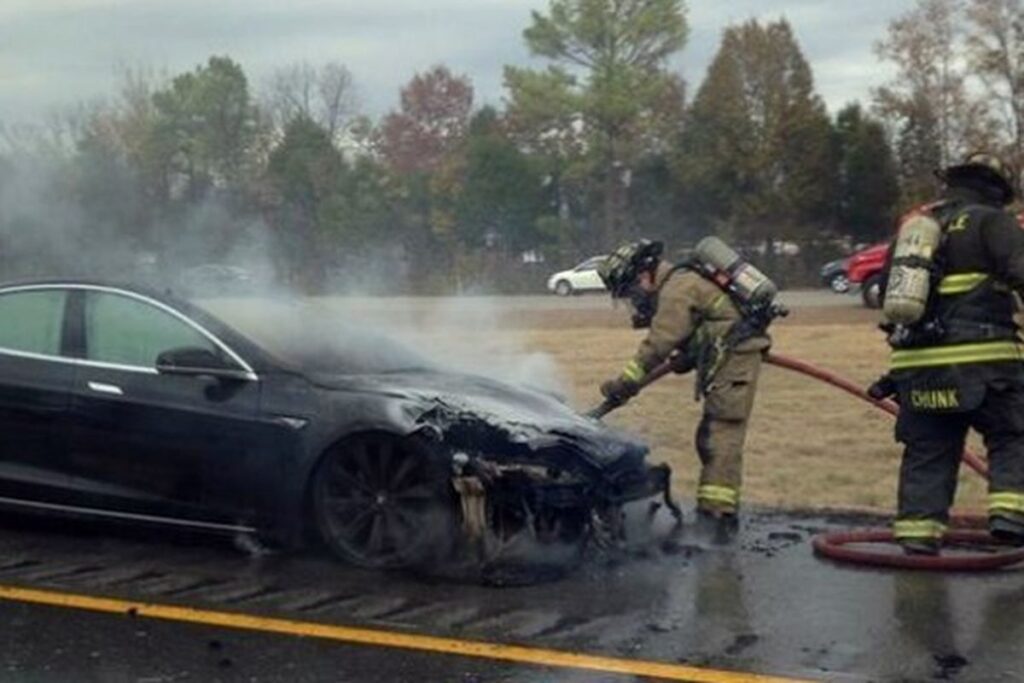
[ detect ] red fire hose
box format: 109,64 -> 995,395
591,351 -> 1024,570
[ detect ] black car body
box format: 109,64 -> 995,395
0,280 -> 673,570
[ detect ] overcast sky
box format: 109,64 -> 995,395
0,0 -> 915,124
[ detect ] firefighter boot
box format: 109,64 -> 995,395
695,508 -> 739,545
990,514 -> 1024,546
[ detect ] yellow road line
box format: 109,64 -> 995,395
0,583 -> 814,683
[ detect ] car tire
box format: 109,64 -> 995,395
861,274 -> 884,309
554,280 -> 573,297
828,273 -> 850,294
312,433 -> 456,569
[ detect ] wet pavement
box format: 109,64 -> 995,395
0,509 -> 1020,682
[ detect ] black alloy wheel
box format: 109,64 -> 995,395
313,433 -> 456,569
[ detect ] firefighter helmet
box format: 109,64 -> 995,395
598,239 -> 664,298
939,152 -> 1017,204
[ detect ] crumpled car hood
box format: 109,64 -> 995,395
308,369 -> 648,474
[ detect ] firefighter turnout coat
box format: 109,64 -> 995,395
621,261 -> 770,514
889,185 -> 1024,542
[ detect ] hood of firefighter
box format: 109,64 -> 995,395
308,368 -> 649,474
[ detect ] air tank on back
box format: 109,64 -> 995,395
883,213 -> 942,325
693,236 -> 778,309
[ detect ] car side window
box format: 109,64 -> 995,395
0,290 -> 67,356
85,292 -> 217,368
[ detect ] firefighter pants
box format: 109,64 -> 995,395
695,350 -> 763,513
894,371 -> 1024,541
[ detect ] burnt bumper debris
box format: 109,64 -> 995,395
308,369 -> 680,577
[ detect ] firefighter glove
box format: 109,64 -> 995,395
600,376 -> 640,404
669,350 -> 696,375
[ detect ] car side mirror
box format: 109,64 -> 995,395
156,347 -> 252,382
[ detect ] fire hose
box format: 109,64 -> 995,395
588,352 -> 1024,571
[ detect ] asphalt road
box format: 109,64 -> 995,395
0,509 -> 1019,682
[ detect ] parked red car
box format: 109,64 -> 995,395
845,242 -> 889,308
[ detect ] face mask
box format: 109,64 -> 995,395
625,285 -> 658,329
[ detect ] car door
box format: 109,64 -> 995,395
66,288 -> 263,526
575,258 -> 605,290
0,287 -> 75,502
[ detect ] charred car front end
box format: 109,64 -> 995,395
293,368 -> 679,571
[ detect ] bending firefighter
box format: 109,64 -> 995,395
596,238 -> 782,530
876,152 -> 1024,555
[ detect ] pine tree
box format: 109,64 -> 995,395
505,0 -> 688,249
835,103 -> 901,240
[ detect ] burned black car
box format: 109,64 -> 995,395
0,281 -> 676,571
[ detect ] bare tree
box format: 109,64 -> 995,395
966,0 -> 1024,167
263,62 -> 359,141
874,0 -> 992,169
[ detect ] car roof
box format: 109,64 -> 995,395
0,278 -> 279,373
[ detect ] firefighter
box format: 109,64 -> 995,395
596,239 -> 773,533
880,152 -> 1024,555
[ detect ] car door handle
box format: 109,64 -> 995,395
87,381 -> 124,396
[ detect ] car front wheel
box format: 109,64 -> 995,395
312,433 -> 456,569
829,273 -> 850,294
554,280 -> 573,296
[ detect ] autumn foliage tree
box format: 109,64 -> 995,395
377,66 -> 474,176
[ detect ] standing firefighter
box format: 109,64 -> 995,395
596,238 -> 780,532
878,152 -> 1024,555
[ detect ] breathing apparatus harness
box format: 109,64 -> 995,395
636,238 -> 787,398
882,200 -> 1016,351
881,201 -> 952,350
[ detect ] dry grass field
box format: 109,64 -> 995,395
210,296 -> 990,515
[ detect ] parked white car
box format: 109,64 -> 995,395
546,255 -> 608,296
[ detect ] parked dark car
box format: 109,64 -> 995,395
819,258 -> 850,294
0,280 -> 673,571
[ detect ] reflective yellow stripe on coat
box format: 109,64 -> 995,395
989,491 -> 1024,515
937,272 -> 989,295
890,341 -> 1024,370
893,519 -> 947,540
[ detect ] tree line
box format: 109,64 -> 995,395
0,0 -> 1020,293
